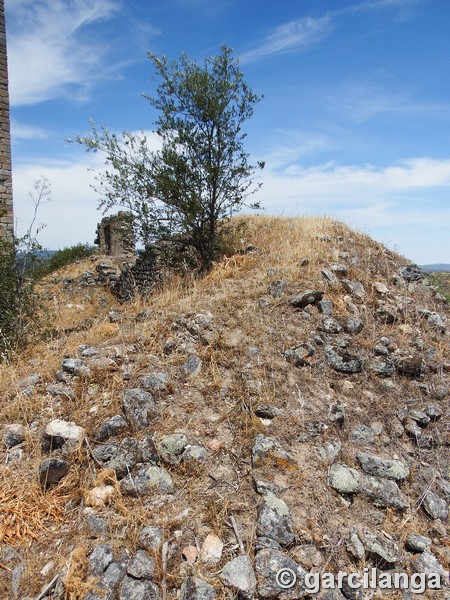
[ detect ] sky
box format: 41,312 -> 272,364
5,0 -> 450,264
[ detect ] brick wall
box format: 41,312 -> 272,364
0,0 -> 13,241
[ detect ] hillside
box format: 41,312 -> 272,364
0,216 -> 448,600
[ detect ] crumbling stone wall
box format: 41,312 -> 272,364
95,212 -> 136,257
0,0 -> 13,241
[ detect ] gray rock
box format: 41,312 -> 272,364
397,355 -> 425,378
349,425 -> 375,446
255,537 -> 283,552
84,513 -> 108,536
347,532 -> 365,560
16,373 -> 41,390
157,433 -> 189,465
120,465 -> 174,497
370,358 -> 395,377
123,389 -> 157,430
268,279 -> 287,297
344,316 -> 364,335
375,302 -> 397,324
318,299 -> 334,315
119,576 -> 160,600
182,444 -> 207,462
108,437 -> 157,479
39,458 -> 69,489
418,309 -> 447,333
95,415 -> 128,441
41,419 -> 85,454
180,577 -> 216,600
341,279 -> 365,299
424,404 -> 443,421
138,526 -> 163,551
290,290 -> 324,309
356,452 -> 409,481
140,372 -> 169,394
321,269 -> 339,285
46,383 -> 75,399
399,264 -> 424,282
84,561 -> 125,600
328,464 -> 361,494
108,309 -> 121,323
257,491 -> 295,546
179,355 -> 202,378
405,534 -> 431,553
319,316 -> 342,334
255,548 -> 306,598
78,345 -> 98,358
255,405 -> 284,419
93,443 -> 118,463
410,551 -> 447,579
3,424 -> 25,448
324,346 -> 363,373
408,409 -> 431,426
328,401 -> 346,426
330,263 -> 348,276
88,544 -> 114,576
422,491 -> 448,521
283,342 -> 315,367
317,440 -> 342,463
361,529 -> 399,563
361,475 -> 410,510
252,434 -> 295,469
220,555 -> 256,599
127,550 -> 154,580
61,358 -> 84,375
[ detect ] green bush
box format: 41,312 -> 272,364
36,243 -> 97,277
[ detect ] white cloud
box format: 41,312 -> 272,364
241,16 -> 333,64
5,0 -> 120,106
11,119 -> 48,140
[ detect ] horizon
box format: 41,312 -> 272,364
5,0 -> 450,263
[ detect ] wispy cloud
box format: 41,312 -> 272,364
241,16 -> 333,64
11,119 -> 48,141
5,0 -> 121,106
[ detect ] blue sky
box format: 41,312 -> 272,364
5,0 -> 450,263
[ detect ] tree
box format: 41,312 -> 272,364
73,46 -> 264,271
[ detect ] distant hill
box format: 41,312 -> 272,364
421,263 -> 450,273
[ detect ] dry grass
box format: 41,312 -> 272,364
0,216 -> 448,598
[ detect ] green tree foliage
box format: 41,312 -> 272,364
36,243 -> 97,277
73,46 -> 264,271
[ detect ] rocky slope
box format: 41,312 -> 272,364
0,216 -> 448,600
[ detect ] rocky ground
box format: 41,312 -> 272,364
0,216 -> 448,599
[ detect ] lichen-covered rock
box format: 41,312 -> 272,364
361,475 -> 410,511
108,437 -> 157,479
41,419 -> 85,454
127,550 -> 154,580
319,316 -> 342,334
257,491 -> 295,546
422,491 -> 449,521
180,577 -> 216,600
324,346 -> 363,373
179,355 -> 202,378
220,555 -> 256,599
118,577 -> 160,600
88,544 -> 114,576
356,452 -> 409,481
283,342 -> 315,367
405,534 -> 431,553
122,389 -> 157,430
120,465 -> 174,497
255,548 -> 306,599
328,464 -> 361,494
157,433 -> 189,465
360,529 -> 399,563
95,414 -> 128,441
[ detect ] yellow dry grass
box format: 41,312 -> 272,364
0,470 -> 66,546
